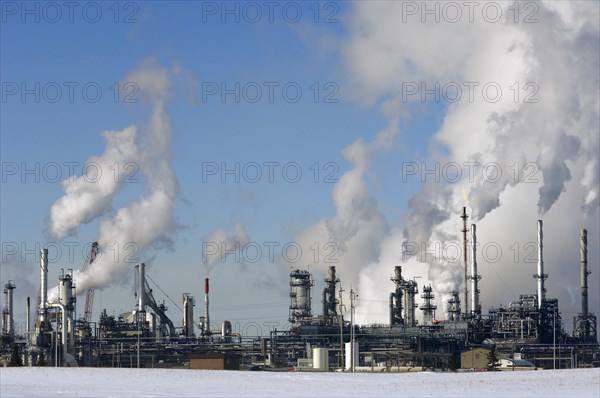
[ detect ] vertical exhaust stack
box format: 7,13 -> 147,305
461,207 -> 469,316
5,282 -> 15,337
136,263 -> 147,312
534,220 -> 548,309
26,297 -> 31,336
470,224 -> 481,317
39,249 -> 48,321
580,229 -> 589,318
204,278 -> 210,336
574,228 -> 597,342
580,228 -> 592,341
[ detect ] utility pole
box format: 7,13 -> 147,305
338,287 -> 345,371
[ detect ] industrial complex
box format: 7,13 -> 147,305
1,209 -> 598,371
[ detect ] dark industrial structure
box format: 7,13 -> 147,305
1,212 -> 598,371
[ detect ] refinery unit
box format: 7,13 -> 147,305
1,210 -> 598,371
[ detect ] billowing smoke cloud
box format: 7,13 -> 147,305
202,222 -> 250,272
325,120 -> 397,252
295,1 -> 599,324
48,126 -> 138,240
284,122 -> 395,307
48,59 -> 178,301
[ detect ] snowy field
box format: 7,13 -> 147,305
1,367 -> 598,397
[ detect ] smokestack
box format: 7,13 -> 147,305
534,220 -> 547,309
26,296 -> 30,336
39,249 -> 48,318
136,263 -> 147,312
470,224 -> 481,316
204,278 -> 210,335
461,207 -> 469,316
4,282 -> 15,337
581,228 -> 589,317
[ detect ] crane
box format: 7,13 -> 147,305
82,242 -> 99,323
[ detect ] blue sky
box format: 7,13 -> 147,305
2,1 -> 598,334
1,2 -> 437,331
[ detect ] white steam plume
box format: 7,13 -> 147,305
48,59 -> 178,301
48,126 -> 138,240
297,1 -> 599,324
284,122 -> 396,307
202,223 -> 250,272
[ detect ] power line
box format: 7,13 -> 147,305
145,274 -> 183,313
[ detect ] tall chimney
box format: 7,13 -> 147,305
581,228 -> 589,317
204,278 -> 210,335
26,296 -> 31,336
470,224 -> 481,316
534,220 -> 547,309
136,263 -> 147,312
461,207 -> 469,316
39,249 -> 48,319
4,282 -> 15,337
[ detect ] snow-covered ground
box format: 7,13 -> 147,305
1,367 -> 598,397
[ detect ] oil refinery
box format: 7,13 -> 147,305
1,210 -> 598,371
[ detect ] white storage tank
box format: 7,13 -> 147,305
313,348 -> 329,371
345,342 -> 359,370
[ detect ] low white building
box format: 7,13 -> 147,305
499,353 -> 536,369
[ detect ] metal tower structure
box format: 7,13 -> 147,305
83,242 -> 99,324
390,266 -> 404,326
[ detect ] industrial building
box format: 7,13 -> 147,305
1,211 -> 598,371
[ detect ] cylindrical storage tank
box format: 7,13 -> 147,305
221,320 -> 232,337
58,275 -> 73,310
182,294 -> 195,337
313,348 -> 329,371
345,342 -> 359,370
294,280 -> 308,308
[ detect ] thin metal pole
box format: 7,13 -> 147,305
553,308 -> 556,369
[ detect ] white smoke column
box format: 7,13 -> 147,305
326,120 -> 397,251
202,223 -> 250,272
334,1 -> 600,322
48,126 -> 138,240
286,121 -> 396,304
48,59 -> 178,300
